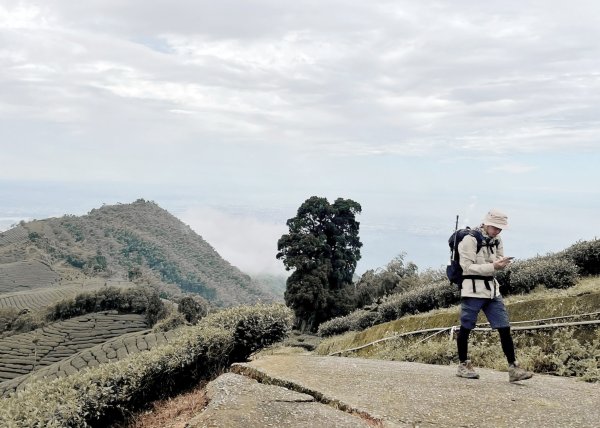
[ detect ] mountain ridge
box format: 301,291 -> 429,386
0,199 -> 278,306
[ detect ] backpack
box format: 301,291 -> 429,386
446,227 -> 499,288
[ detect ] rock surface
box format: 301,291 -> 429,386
214,354 -> 600,428
185,372 -> 371,428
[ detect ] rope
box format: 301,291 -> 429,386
475,311 -> 600,327
328,318 -> 600,357
473,320 -> 600,332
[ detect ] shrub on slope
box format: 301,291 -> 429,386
47,286 -> 167,325
0,304 -> 293,428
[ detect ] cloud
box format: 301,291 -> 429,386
2,0 -> 599,172
1,1 -> 599,274
179,206 -> 288,275
490,163 -> 537,174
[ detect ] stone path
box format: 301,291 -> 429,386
189,354 -> 600,428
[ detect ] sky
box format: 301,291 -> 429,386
1,1 -> 599,276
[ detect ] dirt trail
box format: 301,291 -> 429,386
187,353 -> 600,428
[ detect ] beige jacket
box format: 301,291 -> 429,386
457,228 -> 504,299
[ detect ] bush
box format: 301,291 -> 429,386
47,287 -> 168,325
0,304 -> 294,427
178,295 -> 209,324
152,312 -> 188,332
0,308 -> 45,338
352,253 -> 420,309
503,256 -> 580,294
560,238 -> 600,276
318,309 -> 381,337
376,280 -> 459,323
319,280 -> 459,337
202,304 -> 294,362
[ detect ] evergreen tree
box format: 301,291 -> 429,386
276,196 -> 362,331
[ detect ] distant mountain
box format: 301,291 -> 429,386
251,273 -> 287,301
0,199 -> 277,306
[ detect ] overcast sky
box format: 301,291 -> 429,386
1,1 -> 599,276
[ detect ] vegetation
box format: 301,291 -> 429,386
496,256 -> 580,294
47,286 -> 168,326
0,199 -> 598,426
0,308 -> 45,339
0,304 -> 293,427
277,196 -> 362,332
113,229 -> 216,300
11,199 -> 278,307
560,238 -> 600,275
316,277 -> 600,382
352,254 -> 420,308
178,295 -> 210,324
319,239 -> 599,337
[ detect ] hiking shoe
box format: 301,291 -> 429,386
456,360 -> 480,379
509,362 -> 533,382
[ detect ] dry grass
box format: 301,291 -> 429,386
124,381 -> 208,428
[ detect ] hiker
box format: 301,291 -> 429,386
455,209 -> 533,382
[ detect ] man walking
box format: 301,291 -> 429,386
455,209 -> 533,382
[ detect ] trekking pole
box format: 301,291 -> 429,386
450,215 -> 459,263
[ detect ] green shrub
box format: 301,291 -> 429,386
523,328 -> 600,381
0,304 -> 293,427
0,308 -> 45,338
319,280 -> 459,337
202,304 -> 294,362
66,255 -> 86,269
152,312 -> 188,332
503,256 -> 580,294
47,287 -> 168,325
318,309 -> 380,337
376,280 -> 459,322
178,295 -> 209,324
560,238 -> 600,276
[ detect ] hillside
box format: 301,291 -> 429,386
0,312 -> 149,385
0,199 -> 277,306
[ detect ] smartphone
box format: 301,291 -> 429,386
504,256 -> 515,261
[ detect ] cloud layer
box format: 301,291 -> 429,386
1,1 -> 599,274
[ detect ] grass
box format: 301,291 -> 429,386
120,381 -> 208,428
315,277 -> 600,381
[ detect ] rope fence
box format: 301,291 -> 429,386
328,312 -> 600,357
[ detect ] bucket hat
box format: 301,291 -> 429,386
482,209 -> 508,229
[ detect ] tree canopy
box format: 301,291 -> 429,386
276,196 -> 362,331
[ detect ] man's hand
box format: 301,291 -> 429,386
493,257 -> 513,270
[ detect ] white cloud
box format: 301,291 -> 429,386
0,3 -> 51,30
1,1 -> 599,272
490,163 -> 537,174
179,207 -> 288,275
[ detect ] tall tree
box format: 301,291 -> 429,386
276,196 -> 362,331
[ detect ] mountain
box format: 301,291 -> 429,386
0,199 -> 277,306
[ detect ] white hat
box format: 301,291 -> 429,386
482,209 -> 509,229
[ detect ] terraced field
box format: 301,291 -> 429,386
0,280 -> 135,311
0,226 -> 30,265
0,260 -> 61,293
0,328 -> 177,396
0,312 -> 149,384
0,226 -> 28,247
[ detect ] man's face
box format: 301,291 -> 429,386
484,225 -> 502,238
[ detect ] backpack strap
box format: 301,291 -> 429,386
462,275 -> 494,293
481,239 -> 500,254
